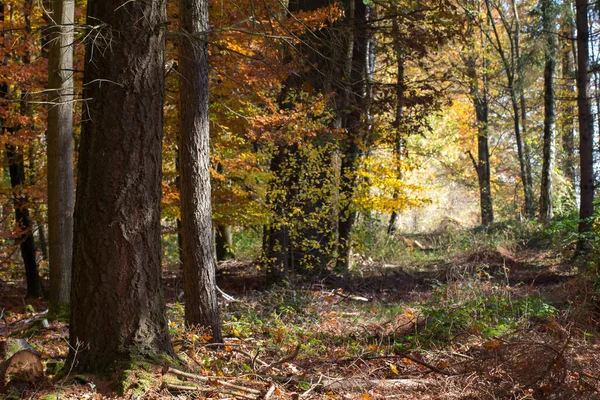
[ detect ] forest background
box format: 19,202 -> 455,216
1,0 -> 600,398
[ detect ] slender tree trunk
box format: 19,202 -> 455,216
388,22 -> 404,236
215,225 -> 234,261
336,0 -> 369,272
70,0 -> 174,371
6,144 -> 43,298
512,0 -> 535,219
178,0 -> 222,341
575,0 -> 594,252
47,0 -> 75,317
37,220 -> 49,261
560,9 -> 577,190
539,0 -> 557,224
215,163 -> 233,262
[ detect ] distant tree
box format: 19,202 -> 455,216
539,0 -> 558,224
178,0 -> 223,340
575,0 -> 594,252
69,0 -> 173,370
484,0 -> 535,219
559,6 -> 577,192
47,0 -> 75,317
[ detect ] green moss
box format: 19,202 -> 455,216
48,302 -> 70,321
117,361 -> 158,396
39,393 -> 59,400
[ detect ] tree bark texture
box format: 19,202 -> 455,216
70,0 -> 173,371
539,0 -> 557,224
178,0 -> 222,341
575,0 -> 594,246
47,0 -> 75,316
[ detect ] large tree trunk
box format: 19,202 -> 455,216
178,0 -> 222,341
575,0 -> 594,252
69,0 -> 174,371
539,0 -> 557,224
47,0 -> 75,317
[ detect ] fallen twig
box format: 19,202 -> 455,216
163,366 -> 262,395
164,382 -> 259,399
231,348 -> 269,369
263,382 -> 276,400
257,344 -> 301,373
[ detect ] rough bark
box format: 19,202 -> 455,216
178,0 -> 222,341
69,0 -> 174,371
539,0 -> 557,224
575,0 -> 594,251
47,0 -> 75,317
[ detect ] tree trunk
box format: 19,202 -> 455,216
560,9 -> 577,191
387,22 -> 405,236
512,0 -> 535,219
6,144 -> 43,298
215,225 -> 234,261
336,0 -> 369,272
47,0 -> 75,317
539,0 -> 557,224
465,34 -> 493,226
69,0 -> 174,371
178,0 -> 222,341
575,0 -> 594,252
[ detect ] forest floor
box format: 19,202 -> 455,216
1,242 -> 600,399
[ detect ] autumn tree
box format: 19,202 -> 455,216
1,1 -> 44,298
484,0 -> 535,219
69,0 -> 173,370
47,0 -> 75,316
